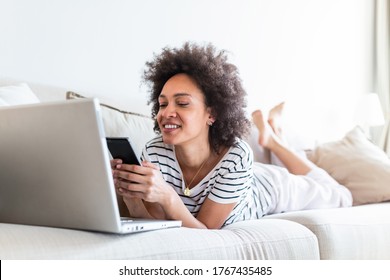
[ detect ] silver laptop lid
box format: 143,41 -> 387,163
0,98 -> 123,233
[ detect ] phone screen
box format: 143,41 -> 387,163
106,137 -> 140,165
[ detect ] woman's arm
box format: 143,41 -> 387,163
119,190 -> 168,220
121,196 -> 154,219
162,195 -> 237,229
195,199 -> 237,229
155,188 -> 236,229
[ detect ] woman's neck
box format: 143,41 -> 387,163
175,142 -> 213,169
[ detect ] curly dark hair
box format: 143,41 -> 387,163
142,42 -> 251,153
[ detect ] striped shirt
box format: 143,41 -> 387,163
141,136 -> 276,226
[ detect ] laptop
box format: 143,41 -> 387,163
0,98 -> 181,234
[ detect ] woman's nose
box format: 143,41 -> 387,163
161,103 -> 176,118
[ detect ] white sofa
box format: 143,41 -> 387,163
1,79 -> 390,260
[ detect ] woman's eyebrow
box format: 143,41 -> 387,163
174,93 -> 191,97
159,93 -> 191,99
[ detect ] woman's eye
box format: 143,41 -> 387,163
177,102 -> 189,107
159,103 -> 167,108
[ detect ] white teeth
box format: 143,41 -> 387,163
165,124 -> 180,129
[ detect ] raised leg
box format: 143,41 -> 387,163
268,101 -> 285,138
251,108 -> 312,175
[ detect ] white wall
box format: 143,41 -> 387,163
0,0 -> 374,143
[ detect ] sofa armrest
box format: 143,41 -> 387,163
265,202 -> 390,259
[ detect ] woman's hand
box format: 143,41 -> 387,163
111,159 -> 152,218
112,160 -> 168,219
113,161 -> 174,203
113,160 -> 205,226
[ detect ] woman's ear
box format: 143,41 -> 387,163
207,110 -> 215,126
207,108 -> 216,126
207,118 -> 215,126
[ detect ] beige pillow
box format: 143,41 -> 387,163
66,91 -> 156,159
308,126 -> 390,206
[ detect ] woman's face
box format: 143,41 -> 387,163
157,73 -> 214,147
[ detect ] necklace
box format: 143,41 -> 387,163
183,158 -> 208,196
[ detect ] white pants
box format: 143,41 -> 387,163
255,163 -> 353,214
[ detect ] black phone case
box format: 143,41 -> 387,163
106,137 -> 140,165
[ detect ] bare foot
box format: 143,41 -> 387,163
251,110 -> 276,149
268,102 -> 285,137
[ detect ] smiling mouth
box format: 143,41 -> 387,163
164,124 -> 181,129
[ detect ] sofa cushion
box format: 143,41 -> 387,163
266,202 -> 390,259
308,126 -> 390,206
0,219 -> 319,260
223,219 -> 319,260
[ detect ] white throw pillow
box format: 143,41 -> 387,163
308,126 -> 390,206
0,83 -> 40,106
0,98 -> 9,106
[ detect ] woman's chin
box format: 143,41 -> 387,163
162,135 -> 177,145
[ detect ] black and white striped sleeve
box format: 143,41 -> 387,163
207,141 -> 253,204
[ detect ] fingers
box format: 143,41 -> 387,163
114,161 -> 157,181
113,160 -> 160,201
141,161 -> 160,170
115,174 -> 151,200
113,167 -> 145,185
110,159 -> 122,169
113,166 -> 148,195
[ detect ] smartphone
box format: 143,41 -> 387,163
106,137 -> 140,165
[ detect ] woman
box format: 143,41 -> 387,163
112,42 -> 352,229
